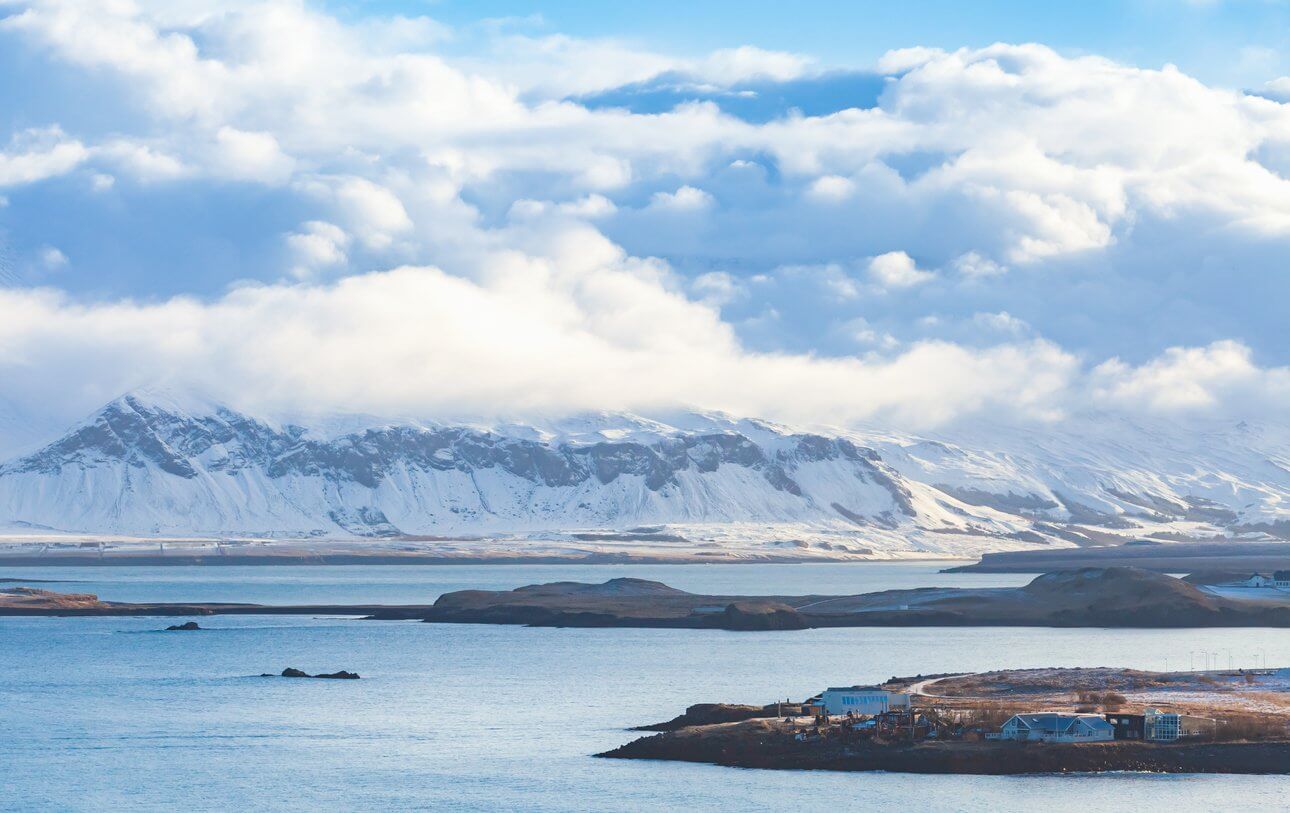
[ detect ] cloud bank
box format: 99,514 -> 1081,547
0,1 -> 1287,431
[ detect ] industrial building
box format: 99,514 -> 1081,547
813,687 -> 911,716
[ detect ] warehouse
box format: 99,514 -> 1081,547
815,687 -> 911,716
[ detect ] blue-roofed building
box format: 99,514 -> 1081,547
997,713 -> 1115,743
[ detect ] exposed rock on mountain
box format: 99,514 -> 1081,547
0,388 -> 1287,559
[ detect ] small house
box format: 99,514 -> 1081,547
1242,573 -> 1275,588
998,713 -> 1115,743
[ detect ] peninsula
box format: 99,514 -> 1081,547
395,567 -> 1290,629
600,667 -> 1290,775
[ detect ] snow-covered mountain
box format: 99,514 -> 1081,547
0,388 -> 1286,558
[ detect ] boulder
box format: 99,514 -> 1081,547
165,621 -> 202,631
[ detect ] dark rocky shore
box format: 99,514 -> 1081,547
599,720 -> 1290,774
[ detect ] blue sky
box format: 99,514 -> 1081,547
0,1 -> 1287,429
343,0 -> 1290,88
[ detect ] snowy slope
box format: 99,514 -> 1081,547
0,389 -> 1286,557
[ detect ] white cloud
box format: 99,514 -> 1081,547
0,260 -> 1081,430
973,311 -> 1029,336
649,185 -> 713,211
509,194 -> 617,221
1265,77 -> 1290,102
839,317 -> 900,350
0,3 -> 1288,434
38,246 -> 68,271
333,178 -> 413,249
698,46 -> 812,84
952,251 -> 1007,279
0,127 -> 87,188
285,221 -> 350,280
212,127 -> 294,183
691,271 -> 745,307
1092,340 -> 1290,413
867,251 -> 934,288
97,140 -> 187,181
806,175 -> 855,202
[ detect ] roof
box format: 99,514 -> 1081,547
824,686 -> 892,693
1006,713 -> 1114,734
1274,571 -> 1290,580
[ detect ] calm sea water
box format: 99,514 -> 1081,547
3,563 -> 1288,812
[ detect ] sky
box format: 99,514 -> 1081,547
0,0 -> 1288,434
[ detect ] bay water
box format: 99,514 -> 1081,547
2,563 -> 1287,811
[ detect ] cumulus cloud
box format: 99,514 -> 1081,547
0,127 -> 87,188
805,175 -> 856,202
332,178 -> 413,249
867,251 -> 934,288
0,260 -> 1082,430
211,127 -> 294,183
285,221 -> 350,280
1092,341 -> 1290,413
690,271 -> 745,307
952,251 -> 1007,279
0,1 -> 1287,434
649,185 -> 714,212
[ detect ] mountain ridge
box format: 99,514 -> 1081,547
0,388 -> 1286,558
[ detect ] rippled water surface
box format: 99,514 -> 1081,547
3,563 -> 1287,811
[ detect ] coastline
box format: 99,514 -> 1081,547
0,539 -> 971,567
600,667 -> 1290,775
12,567 -> 1289,628
599,724 -> 1290,775
0,552 -> 969,567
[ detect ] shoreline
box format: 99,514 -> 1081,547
599,727 -> 1290,775
11,567 -> 1287,628
0,551 -> 970,567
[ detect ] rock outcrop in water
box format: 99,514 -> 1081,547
164,621 -> 202,631
269,668 -> 361,680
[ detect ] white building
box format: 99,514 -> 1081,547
1241,573 -> 1275,588
817,687 -> 910,716
998,713 -> 1115,743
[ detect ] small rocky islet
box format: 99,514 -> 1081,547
261,668 -> 361,680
